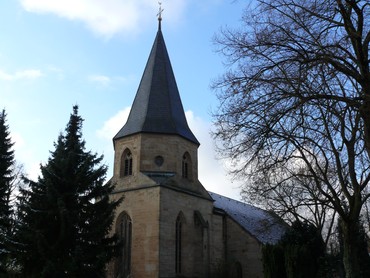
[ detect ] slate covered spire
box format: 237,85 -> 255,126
114,19 -> 199,145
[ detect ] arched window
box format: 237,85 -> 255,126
115,212 -> 132,278
229,261 -> 243,278
175,212 -> 185,274
120,149 -> 133,177
182,152 -> 192,179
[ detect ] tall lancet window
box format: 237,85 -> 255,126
175,212 -> 185,274
115,212 -> 132,278
182,152 -> 191,179
120,148 -> 133,177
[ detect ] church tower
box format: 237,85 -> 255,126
109,15 -> 213,278
108,11 -> 288,278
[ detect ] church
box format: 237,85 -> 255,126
107,15 -> 286,278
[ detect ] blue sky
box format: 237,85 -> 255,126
1,0 -> 246,200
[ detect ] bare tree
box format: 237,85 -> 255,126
212,1 -> 370,277
245,158 -> 338,247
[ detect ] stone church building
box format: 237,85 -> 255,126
107,18 -> 286,278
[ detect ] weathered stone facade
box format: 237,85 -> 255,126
109,132 -> 215,277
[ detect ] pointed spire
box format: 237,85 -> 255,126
114,16 -> 199,145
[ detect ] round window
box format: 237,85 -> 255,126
154,155 -> 164,166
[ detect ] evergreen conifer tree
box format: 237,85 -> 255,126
0,109 -> 15,273
15,106 -> 121,277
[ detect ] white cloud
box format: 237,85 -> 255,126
47,66 -> 65,80
12,132 -> 42,181
88,74 -> 111,86
11,132 -> 25,151
0,69 -> 43,81
26,162 -> 42,181
88,74 -> 137,87
20,0 -> 187,37
97,107 -> 131,140
185,110 -> 242,200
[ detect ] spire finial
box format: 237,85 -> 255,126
157,2 -> 164,30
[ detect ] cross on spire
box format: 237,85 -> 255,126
157,2 -> 164,30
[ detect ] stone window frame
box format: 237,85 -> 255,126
175,211 -> 186,274
181,152 -> 192,179
230,261 -> 243,278
115,212 -> 132,277
120,148 -> 133,177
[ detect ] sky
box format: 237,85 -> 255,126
1,0 -> 247,200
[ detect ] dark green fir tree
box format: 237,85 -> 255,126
15,106 -> 122,277
0,109 -> 15,274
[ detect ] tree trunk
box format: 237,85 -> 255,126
341,220 -> 362,278
361,93 -> 370,160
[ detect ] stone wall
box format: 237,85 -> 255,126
209,212 -> 226,275
159,186 -> 214,278
113,133 -> 199,191
108,133 -> 265,278
225,217 -> 263,278
109,186 -> 161,277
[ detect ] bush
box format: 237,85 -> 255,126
263,221 -> 325,278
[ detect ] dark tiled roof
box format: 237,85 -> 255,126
114,27 -> 199,145
209,192 -> 287,244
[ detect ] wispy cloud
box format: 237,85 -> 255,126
88,74 -> 111,86
0,69 -> 43,81
47,66 -> 65,80
88,74 -> 137,87
185,110 -> 242,200
20,0 -> 187,37
11,132 -> 25,151
97,107 -> 131,140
